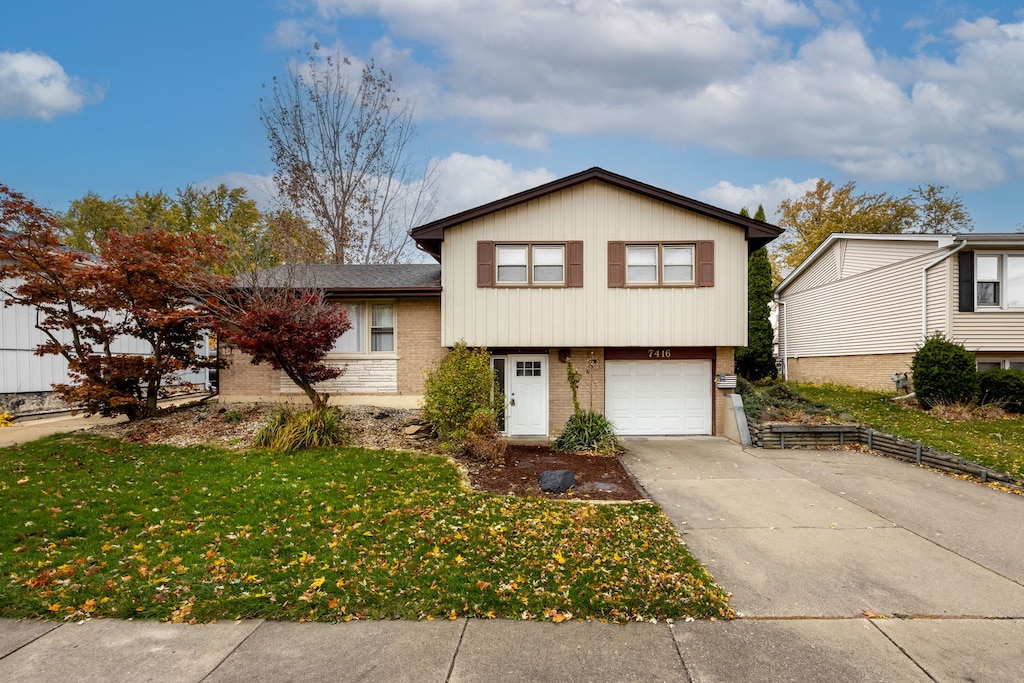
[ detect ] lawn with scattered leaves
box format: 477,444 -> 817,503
0,434 -> 731,624
793,384 -> 1024,479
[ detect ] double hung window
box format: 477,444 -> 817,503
976,253 -> 1024,309
496,244 -> 565,285
625,244 -> 695,285
331,302 -> 395,353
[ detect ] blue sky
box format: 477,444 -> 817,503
2,0 -> 1023,234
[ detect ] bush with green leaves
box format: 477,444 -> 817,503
911,334 -> 979,409
422,342 -> 501,451
553,410 -> 622,456
978,368 -> 1024,413
253,406 -> 349,451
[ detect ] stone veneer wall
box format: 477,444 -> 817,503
282,359 -> 397,394
547,348 -> 606,437
786,353 -> 915,392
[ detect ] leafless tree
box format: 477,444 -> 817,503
260,46 -> 437,264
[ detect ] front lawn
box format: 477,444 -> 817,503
793,383 -> 1024,479
0,434 -> 731,623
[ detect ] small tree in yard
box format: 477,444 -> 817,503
911,334 -> 979,409
422,343 -> 502,455
1,184 -> 223,420
203,269 -> 351,411
552,356 -> 621,455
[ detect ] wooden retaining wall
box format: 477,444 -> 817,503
750,422 -> 1024,492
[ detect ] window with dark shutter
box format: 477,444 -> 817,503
697,240 -> 714,287
608,241 -> 625,287
567,241 -> 584,287
958,250 -> 974,312
477,241 -> 494,287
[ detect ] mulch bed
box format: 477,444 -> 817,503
453,443 -> 647,501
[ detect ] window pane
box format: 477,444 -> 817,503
370,303 -> 394,352
663,246 -> 693,266
496,246 -> 528,282
371,303 -> 394,327
332,303 -> 365,352
626,246 -> 658,283
977,255 -> 1000,281
532,245 -> 564,283
1009,361 -> 1024,370
977,282 -> 999,306
663,246 -> 694,283
1007,256 -> 1024,308
977,361 -> 1001,371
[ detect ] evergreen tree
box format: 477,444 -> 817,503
735,205 -> 778,380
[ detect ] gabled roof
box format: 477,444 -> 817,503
254,264 -> 441,297
774,232 -> 1024,297
410,167 -> 783,259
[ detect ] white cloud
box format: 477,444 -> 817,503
428,153 -> 557,218
0,50 -> 101,120
699,177 -> 819,220
293,3 -> 1024,189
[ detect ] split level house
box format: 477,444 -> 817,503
219,167 -> 782,437
775,232 -> 1024,391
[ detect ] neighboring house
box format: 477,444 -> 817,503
775,233 -> 1024,391
219,167 -> 782,437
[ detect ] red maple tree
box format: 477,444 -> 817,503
204,276 -> 351,410
0,183 -> 224,420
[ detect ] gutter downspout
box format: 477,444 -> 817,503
921,239 -> 966,343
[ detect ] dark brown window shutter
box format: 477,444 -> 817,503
958,250 -> 974,312
697,240 -> 714,287
608,241 -> 625,287
477,241 -> 494,287
566,241 -> 584,287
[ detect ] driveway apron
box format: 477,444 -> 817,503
621,437 -> 1024,620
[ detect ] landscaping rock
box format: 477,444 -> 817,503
403,424 -> 426,435
539,469 -> 575,493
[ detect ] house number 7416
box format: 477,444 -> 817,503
648,349 -> 671,358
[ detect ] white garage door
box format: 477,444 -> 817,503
605,360 -> 712,435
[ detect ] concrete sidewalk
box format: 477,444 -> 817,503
0,412 -> 126,447
2,434 -> 1023,680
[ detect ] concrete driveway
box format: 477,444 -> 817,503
622,437 -> 1024,681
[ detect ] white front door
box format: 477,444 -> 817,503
506,354 -> 548,436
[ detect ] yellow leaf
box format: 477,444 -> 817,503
47,603 -> 61,612
310,576 -> 326,589
16,476 -> 29,485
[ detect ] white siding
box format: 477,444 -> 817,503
783,244 -> 838,295
441,181 -> 749,347
839,239 -> 937,278
2,278 -> 191,394
780,252 -> 941,357
925,257 -> 952,338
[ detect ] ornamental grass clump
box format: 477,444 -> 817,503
253,406 -> 349,451
553,357 -> 622,456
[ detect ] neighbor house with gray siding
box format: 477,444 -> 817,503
775,233 -> 1024,391
219,167 -> 782,437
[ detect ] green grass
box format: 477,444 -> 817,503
0,434 -> 731,624
792,383 -> 1024,479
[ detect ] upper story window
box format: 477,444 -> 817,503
331,302 -> 395,354
976,253 -> 1024,309
477,241 -> 583,287
610,241 -> 712,287
625,244 -> 694,284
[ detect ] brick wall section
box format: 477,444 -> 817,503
218,343 -> 281,398
715,346 -> 734,436
397,298 -> 446,395
547,348 -> 605,437
787,353 -> 915,391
